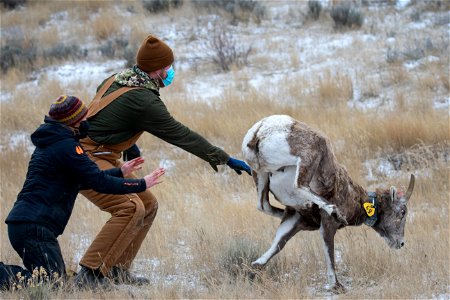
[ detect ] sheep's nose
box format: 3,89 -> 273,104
395,240 -> 405,249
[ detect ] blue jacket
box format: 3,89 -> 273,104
5,117 -> 146,236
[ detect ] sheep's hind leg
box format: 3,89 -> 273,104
252,208 -> 302,267
254,171 -> 284,219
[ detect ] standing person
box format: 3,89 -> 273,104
4,95 -> 165,288
76,34 -> 251,285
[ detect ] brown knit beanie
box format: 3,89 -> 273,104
49,95 -> 88,126
136,35 -> 174,73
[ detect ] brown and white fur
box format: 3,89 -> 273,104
242,115 -> 415,293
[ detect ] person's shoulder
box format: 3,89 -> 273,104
53,137 -> 83,156
120,86 -> 161,104
97,74 -> 116,92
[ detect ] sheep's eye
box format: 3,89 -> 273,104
400,209 -> 406,217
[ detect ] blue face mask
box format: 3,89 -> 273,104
162,66 -> 175,87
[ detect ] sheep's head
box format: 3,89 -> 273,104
373,174 -> 415,249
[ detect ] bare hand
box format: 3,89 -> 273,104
144,167 -> 165,189
121,157 -> 145,177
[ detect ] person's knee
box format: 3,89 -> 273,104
145,200 -> 158,220
139,192 -> 158,219
113,198 -> 145,219
138,198 -> 158,227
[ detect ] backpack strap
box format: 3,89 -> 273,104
86,76 -> 142,119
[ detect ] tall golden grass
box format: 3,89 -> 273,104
1,1 -> 449,299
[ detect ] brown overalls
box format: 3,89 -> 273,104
79,77 -> 158,276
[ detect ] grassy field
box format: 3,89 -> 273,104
1,0 -> 449,299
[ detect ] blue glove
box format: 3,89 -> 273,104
123,144 -> 141,161
226,157 -> 252,175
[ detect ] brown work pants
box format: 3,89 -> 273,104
79,149 -> 158,276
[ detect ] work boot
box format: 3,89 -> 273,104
109,266 -> 150,285
74,266 -> 109,290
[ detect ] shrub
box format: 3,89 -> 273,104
171,0 -> 182,9
219,237 -> 261,278
308,0 -> 322,20
416,0 -> 450,12
0,36 -> 88,72
347,6 -> 364,27
192,0 -> 266,23
218,236 -> 284,280
330,3 -> 364,29
0,0 -> 27,9
123,44 -> 139,68
410,10 -> 421,22
98,38 -> 129,59
0,39 -> 37,72
361,0 -> 396,6
43,43 -> 86,60
207,22 -> 252,72
386,38 -> 436,64
141,0 -> 183,13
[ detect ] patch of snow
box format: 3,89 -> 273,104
5,132 -> 35,154
348,97 -> 385,112
130,247 -> 205,292
376,159 -> 397,176
408,21 -> 428,30
185,73 -> 227,102
335,248 -> 342,264
6,61 -> 126,102
43,60 -> 126,95
396,0 -> 411,10
159,159 -> 176,172
404,55 -> 441,71
433,97 -> 449,110
364,158 -> 402,181
0,91 -> 12,102
70,233 -> 94,268
45,11 -> 69,28
386,37 -> 396,44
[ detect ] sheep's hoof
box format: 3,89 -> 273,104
331,282 -> 347,294
251,260 -> 265,269
323,204 -> 335,216
325,281 -> 346,294
332,209 -> 348,225
325,205 -> 348,225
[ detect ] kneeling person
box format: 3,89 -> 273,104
5,95 -> 164,287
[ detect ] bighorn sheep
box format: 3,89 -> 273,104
242,115 -> 415,293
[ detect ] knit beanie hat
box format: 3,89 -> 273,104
136,35 -> 174,73
49,95 -> 88,126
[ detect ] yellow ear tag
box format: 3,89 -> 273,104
364,203 -> 375,217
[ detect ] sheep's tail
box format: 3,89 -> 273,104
245,123 -> 263,170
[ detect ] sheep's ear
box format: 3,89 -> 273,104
390,186 -> 397,202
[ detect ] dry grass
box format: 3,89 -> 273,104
1,77 -> 448,298
91,10 -> 122,42
1,1 -> 449,299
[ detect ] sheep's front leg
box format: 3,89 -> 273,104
320,217 -> 346,294
252,209 -> 301,267
294,159 -> 347,225
253,171 -> 284,219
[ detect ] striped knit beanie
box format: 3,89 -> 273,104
49,95 -> 88,126
136,35 -> 174,73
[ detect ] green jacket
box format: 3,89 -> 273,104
87,72 -> 230,169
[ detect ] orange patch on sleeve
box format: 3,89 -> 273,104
75,146 -> 84,155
